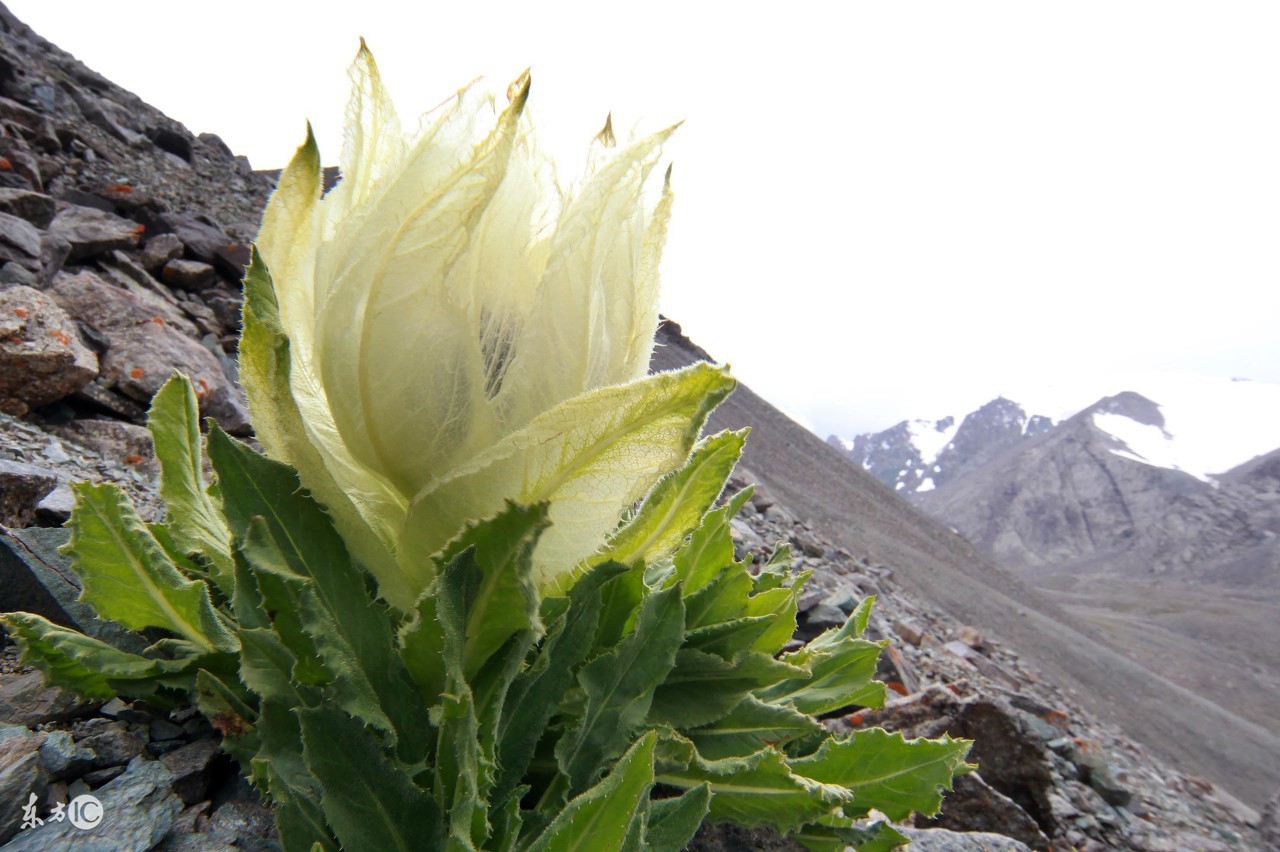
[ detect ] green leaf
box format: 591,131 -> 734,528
651,650 -> 807,728
671,487 -> 753,595
404,362 -> 735,590
687,696 -> 822,760
239,526 -> 332,687
656,743 -> 835,833
193,669 -> 259,765
681,562 -> 800,658
788,729 -> 974,821
240,513 -> 389,736
435,502 -> 548,679
759,638 -> 886,716
596,430 -> 747,567
556,583 -> 684,793
646,784 -> 712,852
528,731 -> 658,852
432,551 -> 491,848
254,698 -> 320,800
149,373 -> 236,594
0,612 -> 202,701
61,482 -> 234,652
398,588 -> 445,704
299,704 -> 445,852
268,771 -> 337,852
494,562 -> 625,807
238,627 -> 316,706
208,427 -> 430,761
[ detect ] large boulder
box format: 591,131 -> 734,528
48,270 -> 248,433
48,205 -> 141,261
0,285 -> 98,415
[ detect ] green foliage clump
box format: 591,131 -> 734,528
1,375 -> 971,850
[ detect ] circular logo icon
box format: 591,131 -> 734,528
68,794 -> 103,830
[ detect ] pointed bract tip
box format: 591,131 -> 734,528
507,69 -> 531,112
595,113 -> 616,148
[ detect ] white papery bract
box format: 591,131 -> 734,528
244,44 -> 731,610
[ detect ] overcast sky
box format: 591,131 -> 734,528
14,1 -> 1280,436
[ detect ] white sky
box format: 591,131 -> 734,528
14,1 -> 1280,437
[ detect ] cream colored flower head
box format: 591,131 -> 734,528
243,44 -> 731,610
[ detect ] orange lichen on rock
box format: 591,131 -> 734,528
129,367 -> 145,379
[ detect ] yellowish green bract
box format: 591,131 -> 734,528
0,45 -> 972,852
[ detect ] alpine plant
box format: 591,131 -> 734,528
1,43 -> 971,851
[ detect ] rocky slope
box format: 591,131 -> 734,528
0,3 -> 1273,848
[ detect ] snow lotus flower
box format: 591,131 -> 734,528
241,44 -> 732,610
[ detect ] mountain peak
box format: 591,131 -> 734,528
1084,391 -> 1165,429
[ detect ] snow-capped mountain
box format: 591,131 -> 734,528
829,375 -> 1280,495
829,376 -> 1280,585
827,397 -> 1052,496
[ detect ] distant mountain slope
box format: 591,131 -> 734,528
918,391 -> 1280,587
829,397 -> 1052,496
653,321 -> 1280,806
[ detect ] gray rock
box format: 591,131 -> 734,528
790,528 -> 826,558
0,285 -> 99,415
0,264 -> 35,287
49,206 -> 141,261
160,259 -> 216,292
0,728 -> 45,845
210,244 -> 250,281
894,617 -> 928,646
79,724 -> 145,769
0,526 -> 144,649
820,588 -> 861,615
896,826 -> 1032,851
4,756 -> 179,851
202,290 -> 242,333
918,771 -> 1051,850
36,731 -> 94,782
148,720 -> 185,743
0,460 -> 56,527
36,233 -> 70,288
69,379 -> 149,423
800,602 -> 846,630
52,418 -> 155,472
161,739 -> 224,805
140,233 -> 183,274
1069,744 -> 1132,808
157,213 -> 230,264
729,517 -> 764,552
167,797 -> 277,851
0,213 -> 40,266
149,127 -> 194,163
49,270 -> 248,432
0,189 -> 55,229
81,765 -> 127,787
0,670 -> 97,727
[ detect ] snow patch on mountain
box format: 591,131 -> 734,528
1090,375 -> 1280,478
907,418 -> 960,467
